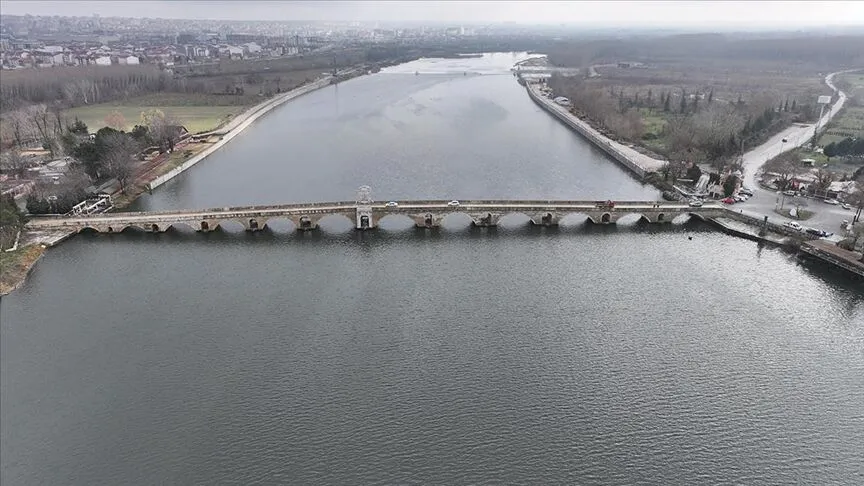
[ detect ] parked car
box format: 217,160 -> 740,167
784,221 -> 803,231
448,200 -> 460,207
841,203 -> 851,210
739,188 -> 754,196
783,190 -> 796,196
824,198 -> 839,205
805,227 -> 831,237
721,197 -> 736,204
385,201 -> 398,207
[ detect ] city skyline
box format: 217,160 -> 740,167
2,1 -> 864,27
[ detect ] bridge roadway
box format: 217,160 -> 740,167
26,200 -> 728,233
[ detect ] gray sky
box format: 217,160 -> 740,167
1,1 -> 863,26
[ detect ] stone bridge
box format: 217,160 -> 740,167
26,200 -> 729,234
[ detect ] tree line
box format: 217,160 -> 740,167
824,137 -> 864,159
22,111 -> 182,214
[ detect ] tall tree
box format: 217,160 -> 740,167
101,132 -> 138,192
680,90 -> 687,114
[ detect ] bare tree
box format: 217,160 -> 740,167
0,149 -> 28,178
812,168 -> 835,194
761,153 -> 800,190
141,109 -> 182,151
101,133 -> 138,192
104,111 -> 127,131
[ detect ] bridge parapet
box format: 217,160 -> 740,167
25,200 -> 732,234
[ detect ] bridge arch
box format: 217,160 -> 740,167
376,213 -> 415,230
317,213 -> 354,232
554,212 -> 592,226
441,212 -> 476,229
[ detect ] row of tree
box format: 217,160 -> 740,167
824,137 -> 864,159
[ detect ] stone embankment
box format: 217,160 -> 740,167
147,76 -> 335,191
525,82 -> 667,179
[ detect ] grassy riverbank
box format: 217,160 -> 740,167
0,244 -> 45,296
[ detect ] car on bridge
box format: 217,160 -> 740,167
688,200 -> 703,207
448,200 -> 460,207
385,201 -> 398,207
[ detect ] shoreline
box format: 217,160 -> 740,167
2,64 -> 856,295
1,69 -> 360,296
524,81 -> 667,179
147,75 -> 338,191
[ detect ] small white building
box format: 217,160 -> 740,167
95,56 -> 112,66
243,42 -> 262,54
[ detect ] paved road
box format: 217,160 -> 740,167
736,69 -> 856,235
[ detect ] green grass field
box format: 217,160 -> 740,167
638,108 -> 668,149
63,93 -> 264,134
819,106 -> 864,145
65,104 -> 244,134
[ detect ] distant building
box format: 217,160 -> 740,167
95,55 -> 111,66
242,42 -> 262,55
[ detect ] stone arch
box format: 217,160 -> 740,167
601,213 -> 612,223
149,223 -> 161,232
471,212 -> 499,227
359,214 -> 370,229
657,213 -> 665,222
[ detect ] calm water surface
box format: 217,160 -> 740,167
2,54 -> 863,485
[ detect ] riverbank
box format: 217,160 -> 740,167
524,81 -> 667,179
0,244 -> 45,296
0,70 -> 357,295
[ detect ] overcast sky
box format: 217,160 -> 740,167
1,1 -> 863,27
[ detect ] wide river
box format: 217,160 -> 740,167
2,53 -> 863,485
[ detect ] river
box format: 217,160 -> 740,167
2,53 -> 863,485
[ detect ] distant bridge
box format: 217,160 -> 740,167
26,200 -> 728,233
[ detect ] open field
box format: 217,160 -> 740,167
65,100 -> 244,134
819,106 -> 864,145
820,72 -> 864,145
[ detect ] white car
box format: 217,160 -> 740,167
448,200 -> 460,207
385,201 -> 398,207
841,203 -> 851,210
824,199 -> 839,205
784,221 -> 803,231
688,200 -> 703,207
